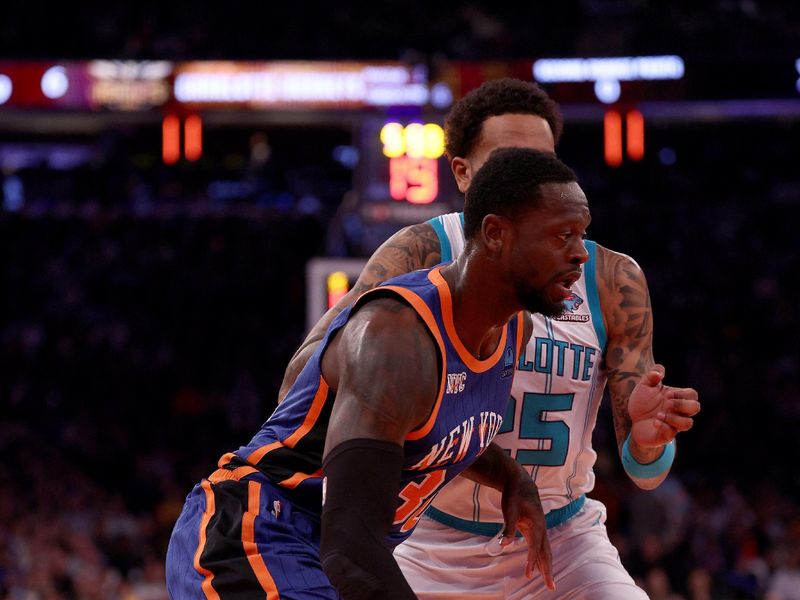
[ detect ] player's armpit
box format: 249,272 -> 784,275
278,222 -> 442,402
595,244 -> 655,452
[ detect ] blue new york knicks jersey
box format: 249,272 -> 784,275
211,265 -> 524,546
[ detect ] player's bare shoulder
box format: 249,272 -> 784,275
326,294 -> 439,388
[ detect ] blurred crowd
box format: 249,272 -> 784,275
3,1 -> 800,63
1,117 -> 799,600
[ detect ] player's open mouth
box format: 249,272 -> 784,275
553,271 -> 581,299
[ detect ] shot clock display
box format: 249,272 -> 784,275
380,121 -> 445,204
355,116 -> 459,219
347,116 -> 459,254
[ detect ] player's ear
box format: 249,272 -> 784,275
451,157 -> 472,194
481,214 -> 510,257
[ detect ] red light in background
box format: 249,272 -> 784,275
626,110 -> 645,161
604,111 -> 623,168
162,115 -> 180,165
184,115 -> 203,162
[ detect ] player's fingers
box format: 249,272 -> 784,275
537,532 -> 555,590
652,417 -> 678,436
657,411 -> 694,432
516,520 -> 537,577
525,537 -> 535,578
668,398 -> 701,416
665,387 -> 699,401
642,366 -> 665,387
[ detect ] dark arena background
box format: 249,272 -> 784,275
1,3 -> 799,599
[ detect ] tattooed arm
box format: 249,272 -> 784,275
278,222 -> 442,402
597,244 -> 699,489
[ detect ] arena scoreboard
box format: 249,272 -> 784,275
348,115 -> 460,254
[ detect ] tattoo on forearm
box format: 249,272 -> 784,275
598,248 -> 654,449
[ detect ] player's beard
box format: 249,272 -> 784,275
513,279 -> 565,318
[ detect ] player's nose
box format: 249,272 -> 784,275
569,239 -> 590,265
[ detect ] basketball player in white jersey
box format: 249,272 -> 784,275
279,79 -> 700,598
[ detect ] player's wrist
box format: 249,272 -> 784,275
627,435 -> 665,462
622,434 -> 675,479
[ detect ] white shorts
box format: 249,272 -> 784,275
394,497 -> 648,600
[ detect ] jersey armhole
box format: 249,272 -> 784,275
584,241 -> 607,352
427,216 -> 451,262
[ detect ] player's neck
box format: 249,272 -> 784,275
439,256 -> 518,358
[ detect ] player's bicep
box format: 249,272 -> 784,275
323,298 -> 440,455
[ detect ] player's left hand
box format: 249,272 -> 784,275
500,475 -> 555,590
628,364 -> 700,448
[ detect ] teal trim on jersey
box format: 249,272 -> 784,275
426,494 -> 586,537
622,435 -> 675,479
427,216 -> 451,262
459,212 -> 465,230
584,241 -> 607,353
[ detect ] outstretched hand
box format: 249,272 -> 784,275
500,474 -> 555,590
628,364 -> 700,448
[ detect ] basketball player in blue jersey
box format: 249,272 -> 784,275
280,79 -> 700,599
166,147 -> 593,599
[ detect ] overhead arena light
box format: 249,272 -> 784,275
533,55 -> 685,104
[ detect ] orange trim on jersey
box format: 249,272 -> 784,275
279,469 -> 323,489
515,312 -> 525,358
374,285 -> 447,442
216,452 -> 237,468
242,481 -> 280,600
193,480 -> 221,600
243,378 -> 330,465
208,465 -> 259,484
245,441 -> 284,466
283,377 -> 330,448
428,267 -> 508,373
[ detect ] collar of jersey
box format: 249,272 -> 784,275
427,266 -> 508,373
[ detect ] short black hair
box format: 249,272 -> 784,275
444,78 -> 563,160
463,147 -> 577,240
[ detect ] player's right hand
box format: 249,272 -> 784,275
628,364 -> 701,448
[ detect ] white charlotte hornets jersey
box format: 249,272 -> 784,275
427,212 -> 607,529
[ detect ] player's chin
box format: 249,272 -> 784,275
540,290 -> 568,317
542,300 -> 567,318
521,297 -> 565,318
516,285 -> 565,317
